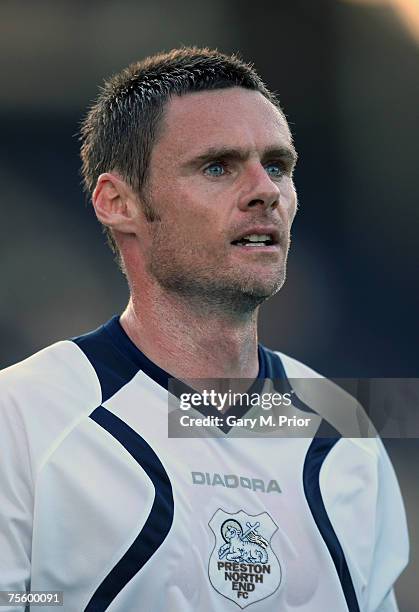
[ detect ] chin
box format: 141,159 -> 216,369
239,272 -> 286,299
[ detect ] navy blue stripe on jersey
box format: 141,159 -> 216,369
265,347 -> 317,416
85,406 -> 174,612
303,426 -> 360,612
263,346 -> 287,379
72,322 -> 140,403
102,315 -> 171,390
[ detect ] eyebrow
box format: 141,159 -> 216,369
184,145 -> 298,168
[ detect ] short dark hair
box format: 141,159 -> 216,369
80,46 -> 283,260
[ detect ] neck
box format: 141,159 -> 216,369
120,287 -> 260,380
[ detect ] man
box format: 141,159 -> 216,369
0,48 -> 408,611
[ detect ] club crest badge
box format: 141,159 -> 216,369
208,509 -> 282,608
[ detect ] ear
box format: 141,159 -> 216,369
92,172 -> 140,234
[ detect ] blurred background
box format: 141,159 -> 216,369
1,0 -> 418,608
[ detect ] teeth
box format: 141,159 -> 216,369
242,234 -> 271,242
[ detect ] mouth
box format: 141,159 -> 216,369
230,228 -> 280,250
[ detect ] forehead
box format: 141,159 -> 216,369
154,87 -> 292,160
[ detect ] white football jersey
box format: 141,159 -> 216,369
0,316 -> 408,611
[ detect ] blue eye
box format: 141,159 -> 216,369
265,163 -> 282,178
205,162 -> 225,177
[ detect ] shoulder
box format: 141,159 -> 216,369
0,340 -> 102,473
273,351 -> 401,486
0,339 -> 101,411
273,350 -> 376,439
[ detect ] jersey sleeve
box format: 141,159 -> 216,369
366,439 -> 409,612
319,436 -> 409,612
0,376 -> 33,609
0,340 -> 101,612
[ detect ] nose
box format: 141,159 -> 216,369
237,163 -> 280,212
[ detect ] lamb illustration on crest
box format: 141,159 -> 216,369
218,519 -> 269,563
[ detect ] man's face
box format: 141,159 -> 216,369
141,87 -> 298,314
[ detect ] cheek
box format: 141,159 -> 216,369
161,184 -> 224,230
153,195 -> 222,252
281,180 -> 298,221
